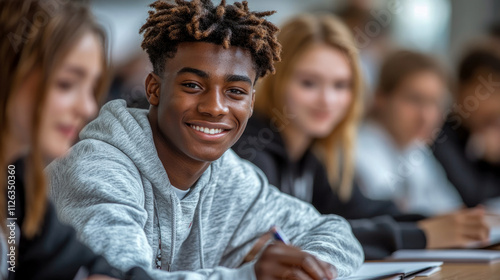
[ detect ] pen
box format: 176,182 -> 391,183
270,225 -> 290,245
73,267 -> 89,280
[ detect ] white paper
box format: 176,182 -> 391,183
338,262 -> 443,280
390,249 -> 500,263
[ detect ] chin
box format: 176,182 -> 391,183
188,147 -> 226,163
198,151 -> 226,162
301,120 -> 336,137
307,127 -> 334,139
45,144 -> 70,160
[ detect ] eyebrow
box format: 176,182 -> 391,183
225,74 -> 252,86
177,67 -> 209,78
177,67 -> 253,85
62,65 -> 86,78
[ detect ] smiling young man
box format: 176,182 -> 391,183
47,1 -> 363,279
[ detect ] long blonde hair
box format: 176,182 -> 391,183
0,0 -> 108,237
254,14 -> 363,201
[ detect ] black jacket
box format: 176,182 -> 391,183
233,115 -> 427,260
433,119 -> 500,207
7,159 -> 150,280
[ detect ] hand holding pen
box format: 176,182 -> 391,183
253,226 -> 338,280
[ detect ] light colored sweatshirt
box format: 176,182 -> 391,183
48,99 -> 363,279
355,121 -> 463,216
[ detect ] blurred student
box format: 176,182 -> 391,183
433,43 -> 500,208
355,50 -> 463,216
47,1 -> 363,279
0,0 -> 151,279
234,14 -> 490,259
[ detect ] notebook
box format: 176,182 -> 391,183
389,249 -> 500,263
337,262 -> 442,280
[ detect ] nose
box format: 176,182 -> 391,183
76,89 -> 98,120
422,102 -> 440,125
197,88 -> 229,117
321,86 -> 339,107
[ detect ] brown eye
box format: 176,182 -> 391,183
228,88 -> 246,95
57,80 -> 75,91
300,79 -> 317,88
182,83 -> 200,89
334,81 -> 351,90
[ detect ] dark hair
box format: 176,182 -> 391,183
458,45 -> 500,84
377,50 -> 447,96
139,0 -> 281,79
0,0 -> 108,237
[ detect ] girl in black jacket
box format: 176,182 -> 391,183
0,1 -> 150,279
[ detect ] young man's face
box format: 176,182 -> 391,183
148,42 -> 256,162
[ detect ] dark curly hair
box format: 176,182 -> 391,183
139,0 -> 281,79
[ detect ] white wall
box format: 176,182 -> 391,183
90,0 -> 339,63
449,0 -> 498,63
90,0 -> 500,65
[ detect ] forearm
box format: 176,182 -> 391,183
294,214 -> 364,277
349,216 -> 426,260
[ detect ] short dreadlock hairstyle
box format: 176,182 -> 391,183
139,0 -> 281,79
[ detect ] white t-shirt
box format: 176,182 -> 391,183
355,121 -> 463,216
172,186 -> 190,200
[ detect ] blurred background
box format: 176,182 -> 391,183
86,0 -> 500,106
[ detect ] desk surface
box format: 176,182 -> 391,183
425,245 -> 500,279
376,245 -> 500,279
424,262 -> 500,280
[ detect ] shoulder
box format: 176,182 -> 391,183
48,139 -> 138,175
47,139 -> 144,201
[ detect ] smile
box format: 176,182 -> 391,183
189,124 -> 224,135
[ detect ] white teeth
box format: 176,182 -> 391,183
190,125 -> 224,135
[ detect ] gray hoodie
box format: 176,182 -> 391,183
48,99 -> 363,279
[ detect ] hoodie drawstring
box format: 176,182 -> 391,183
198,189 -> 205,269
169,193 -> 177,271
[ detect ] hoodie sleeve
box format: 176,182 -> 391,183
48,140 -> 259,280
218,153 -> 364,278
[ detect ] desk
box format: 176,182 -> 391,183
424,262 -> 500,279
424,245 -> 500,279
375,246 -> 500,280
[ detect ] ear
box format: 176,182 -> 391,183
145,72 -> 161,106
250,89 -> 256,117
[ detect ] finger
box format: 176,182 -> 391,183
461,225 -> 490,241
461,217 -> 490,229
243,233 -> 273,263
461,207 -> 486,218
455,236 -> 489,248
318,260 -> 337,279
282,268 -> 315,280
467,231 -> 490,241
299,255 -> 330,280
265,262 -> 314,280
266,244 -> 328,280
